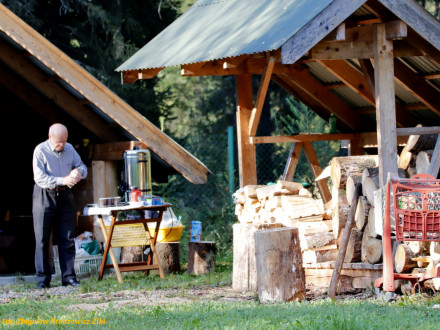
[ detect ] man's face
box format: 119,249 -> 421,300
49,133 -> 67,152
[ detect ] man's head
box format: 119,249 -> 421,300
49,123 -> 68,152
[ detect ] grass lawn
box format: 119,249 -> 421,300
1,260 -> 440,329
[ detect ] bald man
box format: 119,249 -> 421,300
32,123 -> 87,289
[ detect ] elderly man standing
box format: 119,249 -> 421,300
32,123 -> 87,289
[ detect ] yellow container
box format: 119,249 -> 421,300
148,225 -> 185,242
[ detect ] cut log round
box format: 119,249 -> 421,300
404,241 -> 429,255
187,241 -> 216,275
365,237 -> 382,264
330,156 -> 378,189
362,167 -> 379,197
362,175 -> 379,205
255,227 -> 306,303
354,196 -> 370,231
332,196 -> 350,239
416,150 -> 433,175
430,242 -> 440,262
394,243 -> 417,273
361,222 -> 370,263
344,228 -> 363,263
346,175 -> 363,206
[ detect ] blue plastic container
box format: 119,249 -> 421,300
190,221 -> 202,242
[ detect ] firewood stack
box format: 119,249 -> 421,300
233,180 -> 340,265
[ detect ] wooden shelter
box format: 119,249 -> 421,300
117,0 -> 440,203
0,4 -> 209,275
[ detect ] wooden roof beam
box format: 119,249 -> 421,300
283,65 -> 365,131
394,59 -> 440,116
0,40 -> 119,141
406,28 -> 440,68
318,59 -> 418,127
248,55 -> 275,136
121,68 -> 163,84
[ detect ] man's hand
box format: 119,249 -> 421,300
63,169 -> 81,188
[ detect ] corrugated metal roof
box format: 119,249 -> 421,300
116,0 -> 334,71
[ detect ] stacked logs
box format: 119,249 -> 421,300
233,180 -> 323,225
233,180 -> 339,265
329,155 -> 381,264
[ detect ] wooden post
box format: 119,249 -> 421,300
282,142 -> 303,181
373,23 -> 398,187
255,227 -> 306,303
236,74 -> 257,187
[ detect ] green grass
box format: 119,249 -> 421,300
1,260 -> 440,329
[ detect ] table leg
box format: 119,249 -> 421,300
98,214 -> 123,283
149,211 -> 165,279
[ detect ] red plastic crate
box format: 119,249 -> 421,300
393,174 -> 440,242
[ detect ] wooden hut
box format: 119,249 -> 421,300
0,4 -> 209,275
118,0 -> 440,294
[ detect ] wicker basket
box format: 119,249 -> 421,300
53,254 -> 102,277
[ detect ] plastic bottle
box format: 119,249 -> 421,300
130,187 -> 141,202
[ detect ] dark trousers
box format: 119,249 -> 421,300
32,185 -> 76,284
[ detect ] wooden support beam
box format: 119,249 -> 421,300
317,60 -> 375,105
248,55 -> 275,136
121,70 -> 138,84
359,59 -> 375,96
92,141 -> 148,161
374,23 -> 398,187
281,0 -> 368,64
0,39 -> 119,141
344,21 -> 407,43
236,74 -> 257,187
406,28 -> 440,68
282,142 -> 303,181
303,142 -> 332,203
428,136 -> 440,177
251,133 -> 360,144
378,0 -> 440,51
309,40 -> 421,60
284,66 -> 364,131
394,59 -> 440,116
138,68 -> 163,80
423,72 -> 440,80
322,23 -> 346,42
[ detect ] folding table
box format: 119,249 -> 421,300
84,203 -> 171,283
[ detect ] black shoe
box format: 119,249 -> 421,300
62,278 -> 80,287
36,282 -> 50,289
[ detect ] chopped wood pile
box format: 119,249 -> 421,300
233,129 -> 440,293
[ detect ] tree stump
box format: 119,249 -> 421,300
255,227 -> 305,303
232,223 -> 283,292
187,241 -> 216,275
155,242 -> 180,275
120,246 -> 144,263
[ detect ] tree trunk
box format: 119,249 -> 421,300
346,175 -> 363,206
255,227 -> 306,303
354,196 -> 370,230
187,241 -> 216,275
394,243 -> 417,273
330,156 -> 378,189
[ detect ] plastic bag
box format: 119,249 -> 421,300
160,208 -> 182,228
74,231 -> 95,257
